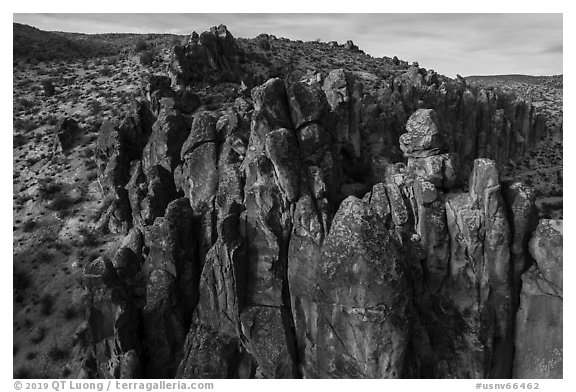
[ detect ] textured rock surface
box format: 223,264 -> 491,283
53,117 -> 82,151
81,26 -> 560,379
291,196 -> 412,378
96,99 -> 154,194
169,24 -> 243,88
513,220 -> 562,379
142,98 -> 189,175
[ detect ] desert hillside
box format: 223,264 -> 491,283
13,23 -> 563,379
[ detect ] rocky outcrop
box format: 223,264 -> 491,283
96,99 -> 154,194
83,256 -> 144,379
169,24 -> 244,88
53,117 -> 82,151
83,28 -> 559,378
176,112 -> 218,214
513,220 -> 562,379
390,69 -> 548,174
142,98 -> 189,176
291,196 -> 412,378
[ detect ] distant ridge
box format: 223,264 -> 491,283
465,74 -> 563,86
13,23 -> 119,61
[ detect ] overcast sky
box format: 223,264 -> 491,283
13,13 -> 562,77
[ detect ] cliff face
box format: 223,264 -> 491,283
82,26 -> 562,379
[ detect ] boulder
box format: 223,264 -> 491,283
407,152 -> 457,189
53,118 -> 81,151
399,109 -> 445,158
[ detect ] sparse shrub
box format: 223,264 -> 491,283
43,115 -> 59,126
38,228 -> 59,244
35,249 -> 54,264
135,38 -> 149,52
48,193 -> 74,213
48,344 -> 69,361
61,367 -> 72,378
67,89 -> 82,100
40,294 -> 54,315
38,178 -> 62,200
14,269 -> 31,292
30,326 -> 47,344
42,80 -> 56,96
14,367 -> 32,379
53,240 -> 72,255
86,170 -> 98,183
13,133 -> 27,148
15,97 -> 36,110
15,193 -> 32,207
80,147 -> 93,158
100,66 -> 112,77
13,117 -> 37,133
91,196 -> 114,222
78,225 -> 98,247
88,100 -> 102,116
139,50 -> 155,66
62,305 -> 78,320
257,38 -> 271,51
22,219 -> 37,232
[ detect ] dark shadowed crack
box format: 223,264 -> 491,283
279,220 -> 302,378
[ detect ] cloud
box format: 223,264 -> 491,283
13,13 -> 562,76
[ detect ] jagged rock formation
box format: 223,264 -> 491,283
513,220 -> 563,379
53,117 -> 82,152
83,26 -> 562,379
169,24 -> 244,88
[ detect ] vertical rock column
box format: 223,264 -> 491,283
513,220 -> 563,379
286,73 -> 413,378
239,78 -> 300,377
443,158 -> 512,378
292,195 -> 413,378
397,109 -> 518,378
176,101 -> 254,379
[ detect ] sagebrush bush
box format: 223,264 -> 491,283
40,294 -> 54,315
135,39 -> 149,52
38,179 -> 62,200
30,326 -> 46,344
139,50 -> 155,66
48,345 -> 69,361
42,80 -> 55,96
100,66 -> 112,77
